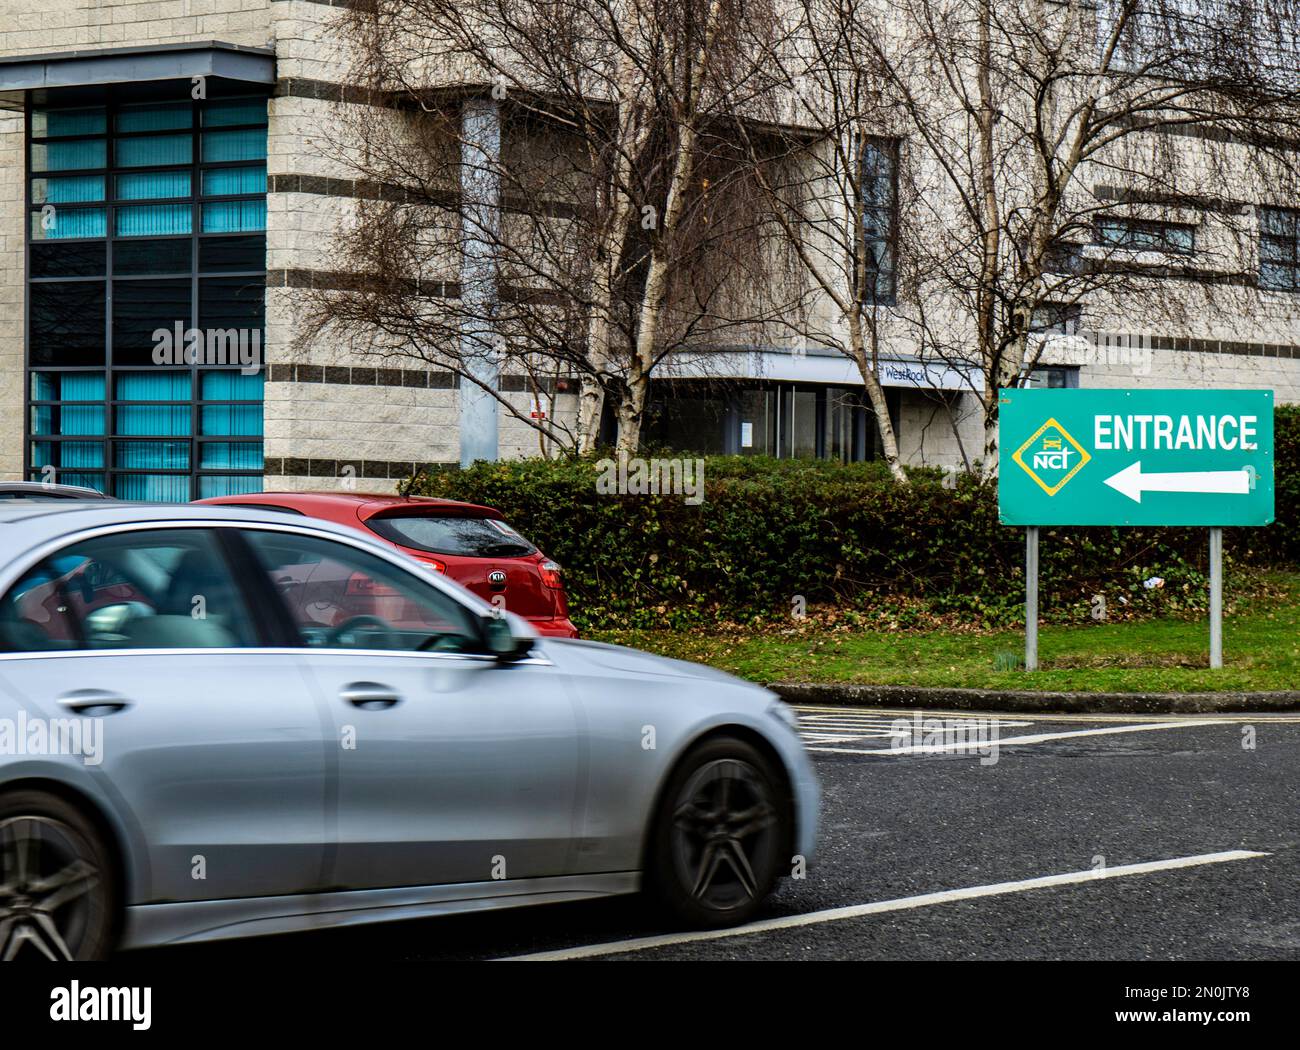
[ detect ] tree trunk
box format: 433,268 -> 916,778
577,42 -> 648,454
614,380 -> 647,457
849,307 -> 908,483
616,0 -> 724,455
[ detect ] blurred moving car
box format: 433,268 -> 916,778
0,502 -> 819,959
196,492 -> 578,638
0,482 -> 114,502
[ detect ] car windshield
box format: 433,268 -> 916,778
368,514 -> 537,558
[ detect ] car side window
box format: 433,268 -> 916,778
0,529 -> 258,652
243,530 -> 484,653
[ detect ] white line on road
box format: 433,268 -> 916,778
806,719 -> 1234,755
502,850 -> 1268,961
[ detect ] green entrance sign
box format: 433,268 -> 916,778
998,388 -> 1274,527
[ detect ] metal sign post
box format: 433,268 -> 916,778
1025,526 -> 1039,671
1209,527 -> 1223,669
999,388 -> 1274,673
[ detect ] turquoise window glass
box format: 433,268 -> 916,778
116,103 -> 192,133
201,129 -> 266,163
201,199 -> 266,233
202,165 -> 267,196
63,442 -> 105,468
201,100 -> 268,127
201,371 -> 264,400
30,374 -> 57,402
116,170 -> 191,200
59,374 -> 106,401
31,175 -> 105,204
115,134 -> 192,168
31,441 -> 104,469
115,203 -> 192,237
113,474 -> 190,502
33,109 -> 106,137
33,404 -> 105,436
115,372 -> 192,401
200,442 -> 264,469
33,208 -> 107,240
116,404 -> 191,436
115,441 -> 189,469
64,406 -> 105,435
200,404 -> 262,436
32,140 -> 107,172
198,475 -> 262,498
32,372 -> 107,412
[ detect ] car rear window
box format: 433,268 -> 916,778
368,514 -> 537,558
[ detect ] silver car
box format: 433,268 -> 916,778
0,502 -> 818,959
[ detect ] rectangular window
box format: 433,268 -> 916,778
31,139 -> 107,173
115,133 -> 192,168
114,203 -> 193,238
116,102 -> 193,134
26,92 -> 268,499
31,208 -> 107,241
116,170 -> 192,200
29,282 -> 106,366
202,165 -> 267,196
859,138 -> 899,305
31,175 -> 105,204
1260,207 -> 1300,292
201,129 -> 267,164
201,199 -> 266,233
1096,217 -> 1196,254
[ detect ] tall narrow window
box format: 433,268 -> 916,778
1260,207 -> 1300,292
859,138 -> 899,305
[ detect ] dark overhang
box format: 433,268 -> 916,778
0,41 -> 275,93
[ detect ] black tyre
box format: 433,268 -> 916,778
647,737 -> 788,928
0,791 -> 116,961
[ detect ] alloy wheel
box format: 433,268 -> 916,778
669,758 -> 779,913
0,816 -> 102,961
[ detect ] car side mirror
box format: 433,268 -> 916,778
482,613 -> 535,662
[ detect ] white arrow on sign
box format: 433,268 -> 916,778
1104,461 -> 1250,503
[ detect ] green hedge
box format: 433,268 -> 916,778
405,405 -> 1300,631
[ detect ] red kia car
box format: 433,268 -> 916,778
195,492 -> 578,637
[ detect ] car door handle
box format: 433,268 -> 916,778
57,689 -> 131,714
339,682 -> 402,709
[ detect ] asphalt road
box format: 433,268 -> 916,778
133,706 -> 1300,962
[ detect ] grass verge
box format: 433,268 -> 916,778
587,572 -> 1300,693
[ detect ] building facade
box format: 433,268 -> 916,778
1,1 -> 1298,498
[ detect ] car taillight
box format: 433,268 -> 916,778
344,572 -> 400,596
539,559 -> 563,589
414,555 -> 447,574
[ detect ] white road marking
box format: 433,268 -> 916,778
806,719 -> 1235,755
794,710 -> 1032,749
503,850 -> 1268,961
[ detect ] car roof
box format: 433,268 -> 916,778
0,501 -> 383,554
0,481 -> 113,500
0,502 -> 499,616
197,490 -> 503,520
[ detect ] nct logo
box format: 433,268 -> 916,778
1012,418 -> 1091,496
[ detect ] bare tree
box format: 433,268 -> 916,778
751,0 -> 1300,472
300,0 -> 793,456
730,0 -> 916,481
